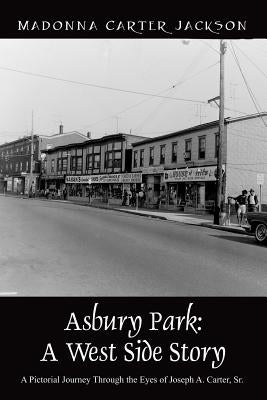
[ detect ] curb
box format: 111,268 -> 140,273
200,222 -> 252,235
1,194 -> 253,230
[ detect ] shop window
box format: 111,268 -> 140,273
107,143 -> 113,151
160,145 -> 165,164
149,147 -> 154,165
184,140 -> 192,161
94,145 -> 100,154
140,149 -> 144,167
77,149 -> 82,156
133,151 -> 138,168
198,136 -> 206,159
172,142 -> 177,163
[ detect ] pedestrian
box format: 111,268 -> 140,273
233,190 -> 248,226
122,189 -> 127,206
247,189 -> 258,212
63,187 -> 67,200
45,188 -> 49,199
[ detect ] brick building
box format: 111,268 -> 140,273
0,125 -> 87,195
41,133 -> 147,204
131,113 -> 267,212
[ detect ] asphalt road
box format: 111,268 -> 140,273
0,196 -> 266,296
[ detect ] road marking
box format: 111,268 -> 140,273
0,292 -> 18,296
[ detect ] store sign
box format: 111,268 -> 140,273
141,166 -> 165,175
163,166 -> 221,183
66,173 -> 142,184
257,173 -> 264,185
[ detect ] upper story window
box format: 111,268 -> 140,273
51,159 -> 55,173
160,145 -> 166,164
62,158 -> 68,171
86,154 -> 93,170
133,151 -> 138,168
140,149 -> 144,167
184,139 -> 192,161
172,142 -> 177,163
198,136 -> 206,159
94,154 -> 100,169
113,151 -> 122,169
149,147 -> 154,166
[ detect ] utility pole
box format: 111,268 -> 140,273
214,40 -> 227,225
28,111 -> 34,198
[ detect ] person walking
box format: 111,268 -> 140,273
247,189 -> 258,212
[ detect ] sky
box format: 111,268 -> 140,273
0,38 -> 267,144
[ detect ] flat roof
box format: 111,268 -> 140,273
132,112 -> 267,146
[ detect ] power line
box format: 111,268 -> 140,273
83,61 -> 219,130
0,65 -> 208,104
229,42 -> 267,128
234,42 -> 267,81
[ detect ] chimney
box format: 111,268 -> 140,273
59,124 -> 63,134
87,132 -> 91,139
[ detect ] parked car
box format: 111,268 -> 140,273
246,212 -> 267,244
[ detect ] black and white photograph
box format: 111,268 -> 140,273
0,9 -> 266,395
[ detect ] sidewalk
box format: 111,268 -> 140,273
0,193 -> 251,235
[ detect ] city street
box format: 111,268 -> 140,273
0,196 -> 266,296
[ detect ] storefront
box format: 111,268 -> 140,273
140,166 -> 165,207
163,166 -> 222,213
65,173 -> 142,204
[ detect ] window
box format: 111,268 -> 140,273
94,154 -> 100,169
106,152 -> 113,168
15,163 -> 18,172
43,160 -> 46,173
198,136 -> 206,159
215,133 -> 219,158
149,147 -> 154,165
140,149 -> 144,167
86,154 -> 93,170
76,156 -> 82,171
62,158 -> 68,171
133,151 -> 138,168
113,151 -> 122,169
172,142 -> 177,163
57,158 -> 62,171
184,139 -> 192,161
20,162 -> 23,171
71,156 -> 76,170
160,145 -> 165,164
51,159 -> 55,173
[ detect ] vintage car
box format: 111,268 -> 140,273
246,212 -> 267,244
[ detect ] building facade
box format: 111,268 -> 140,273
0,125 -> 87,195
131,113 -> 267,212
41,133 -> 146,204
